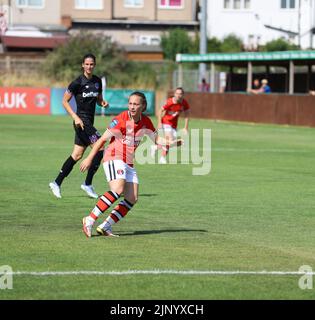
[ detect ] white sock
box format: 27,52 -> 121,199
98,220 -> 112,230
86,216 -> 95,225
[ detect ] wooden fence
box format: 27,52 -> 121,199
184,92 -> 315,127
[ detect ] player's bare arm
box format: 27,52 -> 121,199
80,129 -> 113,172
97,93 -> 109,108
158,108 -> 166,128
155,135 -> 183,148
183,109 -> 190,134
62,91 -> 84,130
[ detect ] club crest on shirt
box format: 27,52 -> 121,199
117,169 -> 124,175
95,83 -> 100,90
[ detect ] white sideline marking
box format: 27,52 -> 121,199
4,270 -> 315,276
3,146 -> 312,153
212,148 -> 310,153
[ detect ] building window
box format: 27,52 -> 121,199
281,0 -> 296,9
224,0 -> 250,10
244,0 -> 251,9
124,0 -> 143,7
159,0 -> 183,9
233,0 -> 241,9
16,0 -> 44,8
75,0 -> 103,10
224,0 -> 231,9
137,35 -> 161,46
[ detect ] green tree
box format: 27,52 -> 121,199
220,33 -> 243,52
42,32 -> 156,88
160,28 -> 194,60
190,32 -> 200,54
207,37 -> 222,53
260,38 -> 299,51
193,36 -> 222,53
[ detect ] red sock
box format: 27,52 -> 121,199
105,199 -> 134,226
89,191 -> 120,221
161,146 -> 170,157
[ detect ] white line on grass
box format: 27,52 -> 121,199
212,148 -> 311,153
3,146 -> 313,153
4,270 -> 315,276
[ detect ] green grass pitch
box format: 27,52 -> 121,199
0,114 -> 315,299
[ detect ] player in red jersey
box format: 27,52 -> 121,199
151,87 -> 190,164
80,91 -> 182,237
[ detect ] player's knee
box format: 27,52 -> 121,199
111,186 -> 124,196
72,153 -> 83,161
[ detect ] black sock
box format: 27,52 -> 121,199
55,156 -> 77,186
85,150 -> 103,186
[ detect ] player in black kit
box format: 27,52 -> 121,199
49,53 -> 108,199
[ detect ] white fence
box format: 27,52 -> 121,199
172,69 -> 227,92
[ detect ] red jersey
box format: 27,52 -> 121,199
161,97 -> 190,129
104,110 -> 156,166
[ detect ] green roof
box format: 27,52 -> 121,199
176,51 -> 315,63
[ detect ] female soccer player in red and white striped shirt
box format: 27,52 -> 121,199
80,91 -> 182,238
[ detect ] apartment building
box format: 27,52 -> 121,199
67,0 -> 198,46
207,0 -> 315,50
0,0 -> 62,30
0,0 -> 199,50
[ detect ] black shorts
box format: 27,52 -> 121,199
73,120 -> 101,147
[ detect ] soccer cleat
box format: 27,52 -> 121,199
82,217 -> 93,238
159,156 -> 167,164
81,184 -> 99,199
49,182 -> 62,199
150,144 -> 158,158
96,226 -> 119,237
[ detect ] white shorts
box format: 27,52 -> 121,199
103,160 -> 139,184
161,124 -> 177,138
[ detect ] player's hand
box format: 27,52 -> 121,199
171,139 -> 184,147
101,100 -> 109,108
80,158 -> 92,172
74,116 -> 84,130
176,138 -> 184,146
182,128 -> 188,135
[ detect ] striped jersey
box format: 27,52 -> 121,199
104,110 -> 156,166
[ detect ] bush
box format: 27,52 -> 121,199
220,34 -> 243,52
41,32 -> 156,88
260,38 -> 300,52
160,28 -> 195,61
207,37 -> 222,53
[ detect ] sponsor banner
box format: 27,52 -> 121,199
52,88 -> 155,116
50,88 -> 76,115
96,89 -> 155,115
0,87 -> 155,116
0,87 -> 50,114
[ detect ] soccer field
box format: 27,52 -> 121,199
0,114 -> 315,300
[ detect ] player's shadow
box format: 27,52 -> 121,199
96,229 -> 208,237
